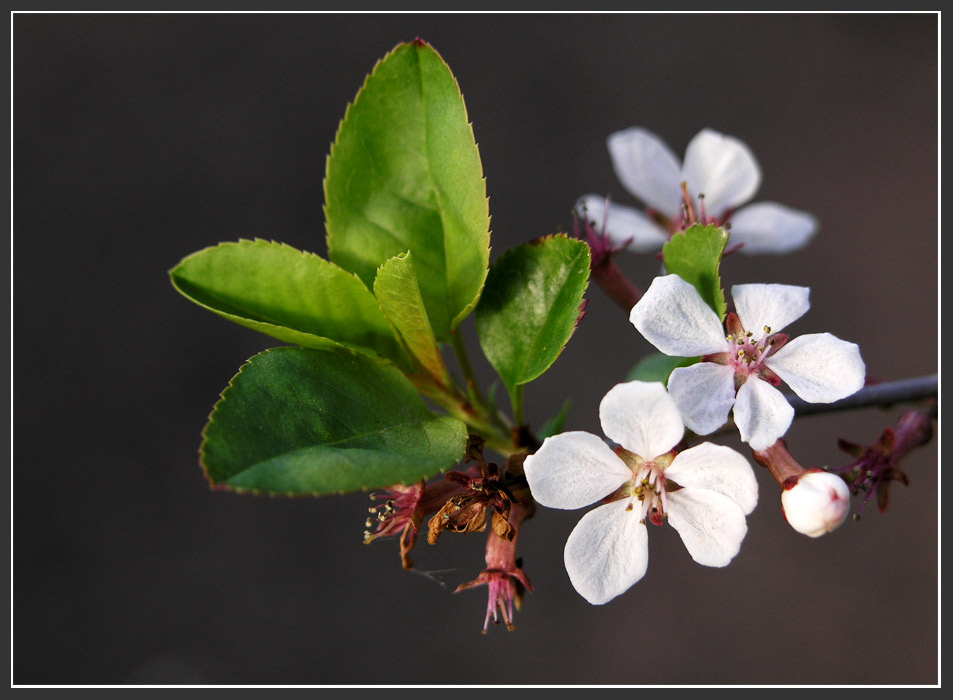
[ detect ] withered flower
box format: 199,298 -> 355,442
455,502 -> 533,633
833,410 -> 933,514
363,476 -> 468,569
427,459 -> 516,545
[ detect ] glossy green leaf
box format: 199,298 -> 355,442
325,40 -> 490,341
170,239 -> 407,365
662,224 -> 729,320
374,251 -> 451,387
475,234 -> 590,394
201,346 -> 468,495
628,353 -> 699,385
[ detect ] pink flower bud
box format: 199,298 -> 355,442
780,470 -> 851,537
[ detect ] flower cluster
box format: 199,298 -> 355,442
526,130 -> 871,602
358,119 -> 920,624
577,127 -> 818,255
171,28 -> 935,637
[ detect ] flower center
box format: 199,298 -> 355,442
704,312 -> 788,390
632,464 -> 669,526
728,326 -> 774,373
610,448 -> 675,526
666,183 -> 722,232
648,185 -> 723,237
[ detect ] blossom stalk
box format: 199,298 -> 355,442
752,439 -> 809,489
574,205 -> 643,312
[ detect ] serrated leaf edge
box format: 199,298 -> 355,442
198,346 -> 466,497
322,39 -> 491,335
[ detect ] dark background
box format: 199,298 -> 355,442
14,13 -> 938,685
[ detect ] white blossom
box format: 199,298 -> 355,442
578,127 -> 817,254
630,274 -> 866,450
523,381 -> 758,605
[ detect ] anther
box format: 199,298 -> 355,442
365,518 -> 374,528
763,325 -> 772,334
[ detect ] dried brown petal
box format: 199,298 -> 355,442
491,509 -> 515,541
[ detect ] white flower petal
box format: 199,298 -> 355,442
523,431 -> 632,510
599,381 -> 684,460
665,442 -> 759,515
666,488 -> 748,567
733,377 -> 795,451
767,333 -> 866,403
564,499 -> 649,605
607,127 -> 683,219
731,283 -> 811,340
576,195 -> 669,253
681,128 -> 761,217
667,362 -> 737,435
630,274 -> 728,357
728,202 -> 818,255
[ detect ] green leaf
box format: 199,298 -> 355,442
373,251 -> 451,387
325,40 -> 491,342
201,346 -> 468,495
627,353 -> 699,385
662,224 -> 729,320
170,239 -> 407,365
475,234 -> 590,394
538,400 -> 572,440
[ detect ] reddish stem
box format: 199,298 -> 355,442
592,257 -> 643,313
752,439 -> 807,488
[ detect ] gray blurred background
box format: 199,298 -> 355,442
14,13 -> 938,685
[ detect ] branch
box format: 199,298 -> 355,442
786,374 -> 937,418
